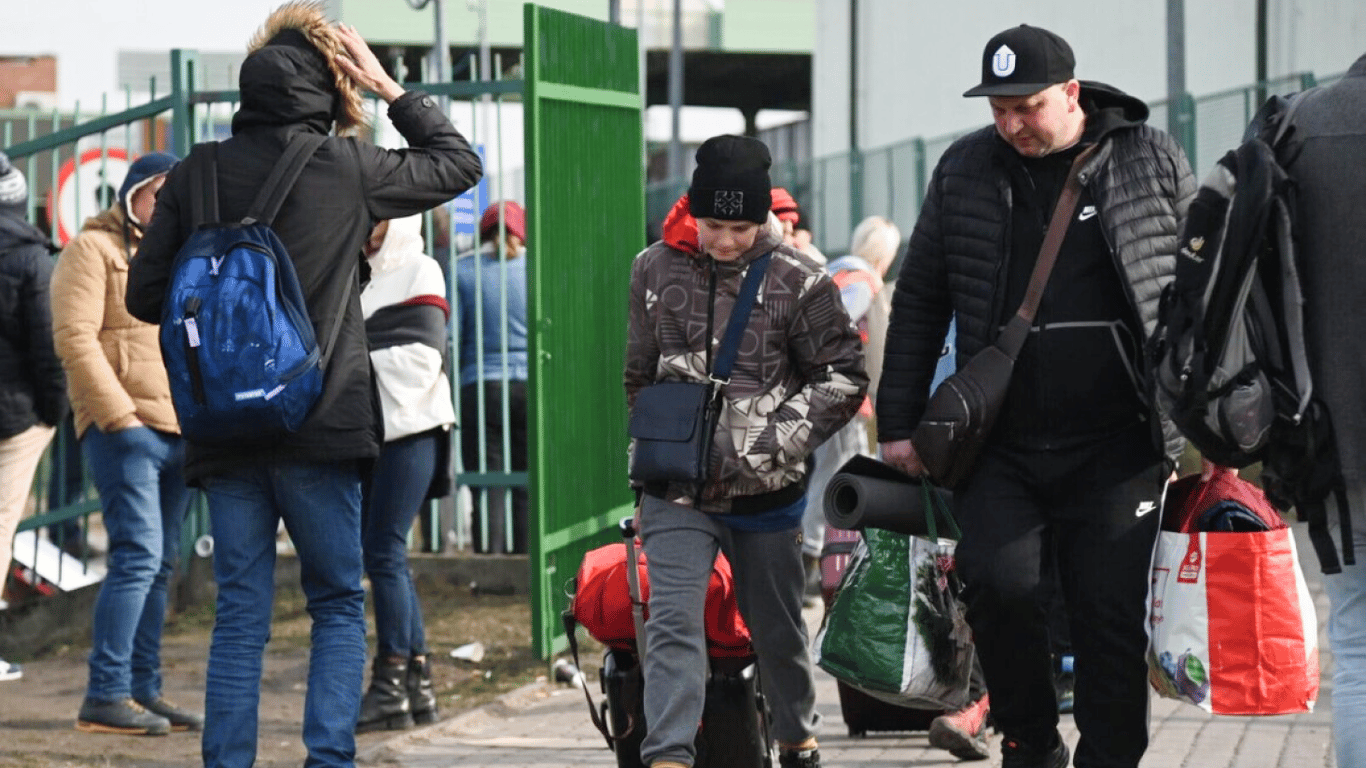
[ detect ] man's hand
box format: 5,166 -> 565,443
333,23 -> 405,103
881,438 -> 926,478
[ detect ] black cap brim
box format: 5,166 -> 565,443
963,81 -> 1059,98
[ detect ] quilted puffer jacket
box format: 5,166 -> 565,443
878,81 -> 1196,462
51,206 -> 179,439
0,214 -> 66,438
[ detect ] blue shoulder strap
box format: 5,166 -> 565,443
710,251 -> 772,384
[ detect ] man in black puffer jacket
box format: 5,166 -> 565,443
0,153 -> 67,680
878,26 -> 1195,768
126,3 -> 481,766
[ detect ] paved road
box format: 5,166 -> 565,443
363,527 -> 1337,768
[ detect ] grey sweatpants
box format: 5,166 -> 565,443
638,494 -> 821,767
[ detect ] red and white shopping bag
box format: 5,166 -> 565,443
1147,490 -> 1319,714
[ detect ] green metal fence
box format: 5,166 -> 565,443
646,70 -> 1340,259
524,4 -> 643,657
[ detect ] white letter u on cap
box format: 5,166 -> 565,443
992,45 -> 1016,77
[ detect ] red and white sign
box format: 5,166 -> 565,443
47,148 -> 130,246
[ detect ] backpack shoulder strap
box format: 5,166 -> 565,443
1303,481 -> 1354,575
1271,86 -> 1320,149
243,133 -> 326,226
190,143 -> 220,228
318,261 -> 357,371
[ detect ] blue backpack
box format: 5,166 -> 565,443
160,134 -> 352,445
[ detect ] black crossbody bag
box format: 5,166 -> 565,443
629,252 -> 773,489
912,146 -> 1095,489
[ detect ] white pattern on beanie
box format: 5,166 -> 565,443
0,159 -> 27,208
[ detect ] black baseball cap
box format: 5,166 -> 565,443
963,24 -> 1076,98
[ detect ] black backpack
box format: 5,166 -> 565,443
1148,88 -> 1352,573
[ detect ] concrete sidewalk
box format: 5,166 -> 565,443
364,527 -> 1337,768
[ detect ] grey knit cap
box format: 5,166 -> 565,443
0,151 -> 28,215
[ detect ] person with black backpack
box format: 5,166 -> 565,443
1261,52 -> 1366,768
125,3 -> 481,766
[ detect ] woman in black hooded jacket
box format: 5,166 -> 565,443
125,4 -> 481,765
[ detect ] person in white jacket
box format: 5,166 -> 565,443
355,214 -> 455,733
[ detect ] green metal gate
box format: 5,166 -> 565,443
524,4 -> 643,657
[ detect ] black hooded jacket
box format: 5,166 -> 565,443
127,34 -> 482,481
877,81 -> 1196,461
0,213 -> 67,438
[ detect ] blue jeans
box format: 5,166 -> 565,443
1326,495 -> 1366,768
363,432 -> 436,658
201,461 -> 366,768
82,425 -> 191,702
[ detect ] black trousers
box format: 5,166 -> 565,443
953,423 -> 1163,768
460,380 -> 528,554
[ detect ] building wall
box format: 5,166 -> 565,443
0,56 -> 57,110
329,0 -> 606,46
723,0 -> 815,53
332,0 -> 784,50
813,0 -> 1366,158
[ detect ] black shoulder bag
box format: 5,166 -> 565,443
629,252 -> 773,492
912,146 -> 1096,489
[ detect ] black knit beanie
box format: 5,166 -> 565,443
688,135 -> 772,224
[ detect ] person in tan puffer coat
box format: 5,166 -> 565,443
50,151 -> 201,736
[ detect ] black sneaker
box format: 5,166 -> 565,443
1001,733 -> 1068,768
136,696 -> 204,732
76,698 -> 171,736
778,747 -> 820,768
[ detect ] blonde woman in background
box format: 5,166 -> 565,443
798,215 -> 902,601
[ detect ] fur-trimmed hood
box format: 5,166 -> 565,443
232,1 -> 366,135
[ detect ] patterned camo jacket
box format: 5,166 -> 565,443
624,222 -> 867,514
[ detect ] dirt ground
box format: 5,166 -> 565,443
0,569 -> 566,768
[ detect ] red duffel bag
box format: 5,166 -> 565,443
570,541 -> 753,658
